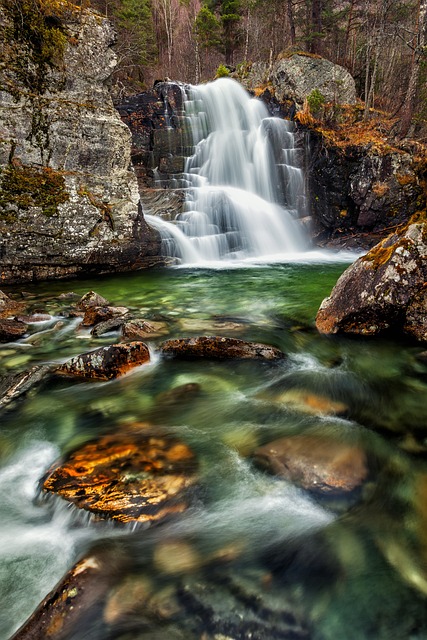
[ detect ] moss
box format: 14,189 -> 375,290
0,163 -> 69,219
277,49 -> 323,60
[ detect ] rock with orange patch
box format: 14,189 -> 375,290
253,434 -> 367,494
160,336 -> 286,361
316,221 -> 427,339
275,389 -> 347,416
55,342 -> 150,380
0,290 -> 26,319
42,427 -> 198,523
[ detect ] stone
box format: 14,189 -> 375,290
273,389 -> 347,416
156,383 -> 201,407
0,365 -> 53,411
81,305 -> 128,327
253,434 -> 368,494
0,319 -> 28,342
76,291 -> 110,310
0,291 -> 26,319
15,313 -> 52,323
90,316 -> 126,337
271,53 -> 357,107
0,5 -> 160,285
55,342 -> 150,380
160,336 -> 286,361
153,541 -> 202,575
316,220 -> 427,340
42,426 -> 198,523
11,548 -> 126,640
122,318 -> 169,340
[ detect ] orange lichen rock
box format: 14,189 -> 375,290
55,342 -> 150,380
42,426 -> 198,523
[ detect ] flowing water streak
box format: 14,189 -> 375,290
147,78 -> 307,262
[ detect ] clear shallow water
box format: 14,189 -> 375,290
1,262 -> 427,639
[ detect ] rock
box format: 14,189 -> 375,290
15,313 -> 52,323
271,53 -> 357,107
122,318 -> 169,340
160,336 -> 286,361
156,383 -> 201,406
272,389 -> 347,416
76,291 -> 110,310
0,291 -> 26,318
11,548 -> 126,640
42,426 -> 198,523
82,305 -> 128,327
0,319 -> 28,342
253,434 -> 368,494
153,540 -> 202,575
0,365 -> 53,411
316,220 -> 427,339
0,5 -> 160,286
307,132 -> 423,244
90,316 -> 127,337
55,342 -> 150,380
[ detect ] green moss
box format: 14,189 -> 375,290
0,163 -> 69,220
2,0 -> 68,95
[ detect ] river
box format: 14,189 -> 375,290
2,261 -> 427,639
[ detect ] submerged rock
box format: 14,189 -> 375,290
11,547 -> 126,640
253,434 -> 368,494
160,336 -> 286,361
316,219 -> 427,340
42,426 -> 198,523
0,365 -> 53,411
155,383 -> 201,407
55,342 -> 150,380
0,319 -> 28,342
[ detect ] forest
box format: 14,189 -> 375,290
87,0 -> 427,138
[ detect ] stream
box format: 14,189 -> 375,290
2,261 -> 427,639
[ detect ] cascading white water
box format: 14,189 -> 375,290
146,78 -> 307,263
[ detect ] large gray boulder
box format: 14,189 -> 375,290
316,218 -> 427,341
271,54 -> 357,107
0,3 -> 160,284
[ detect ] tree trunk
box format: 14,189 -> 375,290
287,0 -> 296,45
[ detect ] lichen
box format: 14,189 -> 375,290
0,163 -> 69,219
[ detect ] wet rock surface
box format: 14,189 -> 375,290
253,434 -> 368,494
160,336 -> 286,361
42,426 -> 198,523
0,365 -> 53,411
0,291 -> 27,318
0,319 -> 28,342
55,342 -> 150,380
81,305 -> 129,327
122,318 -> 169,340
316,220 -> 427,339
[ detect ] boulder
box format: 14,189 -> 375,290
42,426 -> 198,523
90,316 -> 126,337
316,219 -> 427,340
0,291 -> 26,318
160,336 -> 286,361
81,305 -> 128,327
253,434 -> 368,494
0,4 -> 160,285
76,291 -> 110,310
122,318 -> 169,340
0,319 -> 28,342
271,54 -> 357,107
55,342 -> 150,380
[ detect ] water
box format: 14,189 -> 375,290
146,79 -> 307,262
1,264 -> 427,639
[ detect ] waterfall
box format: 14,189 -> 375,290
146,78 -> 307,263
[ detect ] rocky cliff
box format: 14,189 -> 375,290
0,0 -> 160,284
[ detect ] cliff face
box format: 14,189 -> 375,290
0,1 -> 160,284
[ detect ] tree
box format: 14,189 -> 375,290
400,0 -> 427,136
